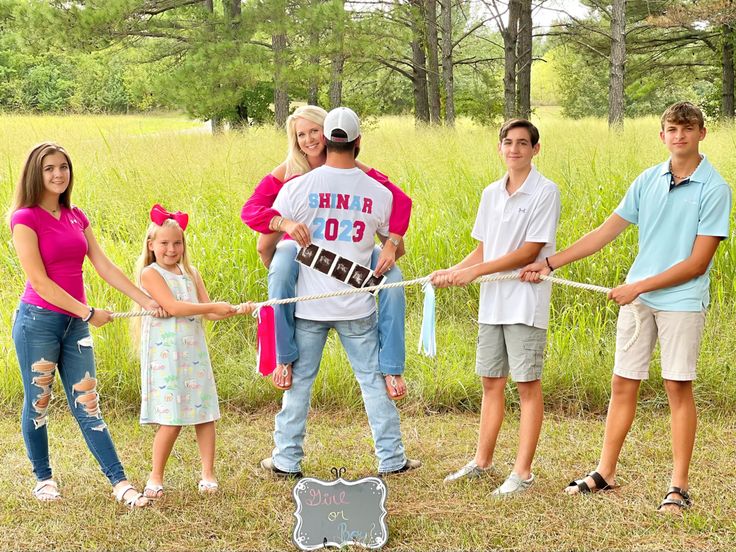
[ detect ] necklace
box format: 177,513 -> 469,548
669,161 -> 695,180
39,204 -> 60,215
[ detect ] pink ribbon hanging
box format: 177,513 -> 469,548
256,306 -> 277,376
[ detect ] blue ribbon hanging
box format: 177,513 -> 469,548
418,281 -> 436,357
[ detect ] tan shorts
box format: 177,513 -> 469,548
614,301 -> 705,381
475,324 -> 546,382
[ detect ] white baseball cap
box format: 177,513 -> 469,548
323,107 -> 361,143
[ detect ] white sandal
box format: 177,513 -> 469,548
113,484 -> 150,509
32,479 -> 61,501
143,480 -> 164,499
198,479 -> 219,493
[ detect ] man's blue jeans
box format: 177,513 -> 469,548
12,302 -> 127,485
268,241 -> 406,374
271,313 -> 407,473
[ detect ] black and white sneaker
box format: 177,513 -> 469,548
378,458 -> 422,477
260,457 -> 303,479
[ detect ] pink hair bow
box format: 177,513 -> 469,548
150,204 -> 189,230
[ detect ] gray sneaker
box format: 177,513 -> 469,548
491,472 -> 534,496
443,460 -> 494,484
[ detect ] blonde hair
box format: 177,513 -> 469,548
130,219 -> 196,344
284,105 -> 328,179
8,142 -> 74,224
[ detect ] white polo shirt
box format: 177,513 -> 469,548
471,166 -> 561,328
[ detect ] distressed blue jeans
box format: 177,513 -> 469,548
271,313 -> 407,473
12,302 -> 127,485
268,241 -> 406,374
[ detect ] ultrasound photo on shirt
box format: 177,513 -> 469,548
329,257 -> 355,283
296,244 -> 320,268
347,265 -> 371,288
363,273 -> 387,296
313,249 -> 337,275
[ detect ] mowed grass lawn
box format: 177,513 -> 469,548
0,407 -> 734,551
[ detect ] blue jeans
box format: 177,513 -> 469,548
268,242 -> 406,374
12,302 -> 127,485
271,314 -> 407,473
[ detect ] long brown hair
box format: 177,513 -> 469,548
8,142 -> 74,222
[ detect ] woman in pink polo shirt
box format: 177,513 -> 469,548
9,142 -> 161,507
241,105 -> 412,398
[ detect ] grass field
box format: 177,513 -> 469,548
1,112 -> 734,411
0,407 -> 734,551
1,114 -> 735,551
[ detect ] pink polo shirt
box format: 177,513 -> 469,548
10,205 -> 90,316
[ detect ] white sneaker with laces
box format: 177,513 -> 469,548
443,460 -> 494,484
492,472 -> 535,496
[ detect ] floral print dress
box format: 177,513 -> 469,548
140,262 -> 220,426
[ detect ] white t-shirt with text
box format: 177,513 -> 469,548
273,165 -> 392,321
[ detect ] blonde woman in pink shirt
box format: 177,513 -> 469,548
9,142 -> 162,507
241,105 -> 412,398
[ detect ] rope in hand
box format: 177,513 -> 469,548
109,272 -> 641,351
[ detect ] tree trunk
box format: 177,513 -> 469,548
328,0 -> 346,108
503,0 -> 521,120
410,0 -> 430,123
608,0 -> 626,129
425,0 -> 441,124
272,0 -> 289,128
440,0 -> 454,126
329,54 -> 345,108
516,0 -> 532,120
308,29 -> 320,105
722,24 -> 735,120
273,30 -> 289,127
203,0 -> 221,133
229,0 -> 241,19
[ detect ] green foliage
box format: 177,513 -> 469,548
545,1 -> 722,120
22,59 -> 75,111
0,0 -> 510,123
548,45 -> 609,119
453,68 -> 504,125
548,38 -> 710,120
1,113 -> 735,413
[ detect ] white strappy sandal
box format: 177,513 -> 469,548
198,479 -> 219,494
143,480 -> 164,499
113,484 -> 150,509
32,479 -> 61,501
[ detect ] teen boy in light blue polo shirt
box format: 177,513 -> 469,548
521,101 -> 731,513
615,156 -> 729,312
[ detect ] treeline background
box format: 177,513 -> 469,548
1,0 -> 734,127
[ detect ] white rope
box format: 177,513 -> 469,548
110,272 -> 641,351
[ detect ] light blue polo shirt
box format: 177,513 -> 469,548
614,155 -> 731,311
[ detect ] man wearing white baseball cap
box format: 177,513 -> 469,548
323,106 -> 361,144
261,107 -> 420,477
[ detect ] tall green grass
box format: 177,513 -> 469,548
1,113 -> 734,412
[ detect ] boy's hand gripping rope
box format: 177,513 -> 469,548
110,272 -> 641,352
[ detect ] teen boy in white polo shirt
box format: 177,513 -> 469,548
261,107 -> 420,478
521,102 -> 731,512
432,119 -> 560,495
